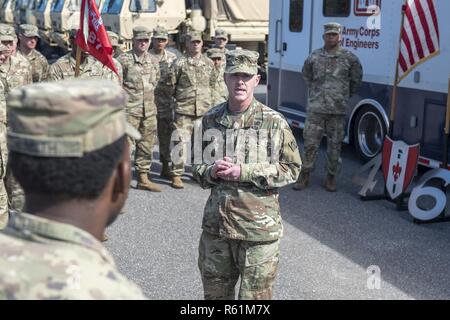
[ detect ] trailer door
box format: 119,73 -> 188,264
268,0 -> 312,128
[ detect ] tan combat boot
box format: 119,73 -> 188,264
137,173 -> 162,192
171,176 -> 184,189
160,162 -> 171,179
293,172 -> 309,191
324,174 -> 337,192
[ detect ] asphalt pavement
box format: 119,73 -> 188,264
105,86 -> 450,300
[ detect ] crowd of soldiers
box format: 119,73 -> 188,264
0,23 -> 231,228
0,21 -> 362,300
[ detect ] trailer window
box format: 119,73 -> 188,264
37,0 -> 47,11
52,0 -> 65,12
103,0 -> 123,14
129,0 -> 156,13
323,0 -> 350,17
289,0 -> 304,32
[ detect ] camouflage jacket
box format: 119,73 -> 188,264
211,65 -> 228,107
193,99 -> 302,241
167,54 -> 216,117
0,55 -> 32,95
302,47 -> 363,115
118,50 -> 159,118
100,57 -> 123,85
149,48 -> 177,115
0,80 -> 5,125
48,54 -> 105,81
17,49 -> 49,83
0,212 -> 147,300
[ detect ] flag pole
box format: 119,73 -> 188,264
389,3 -> 407,137
442,78 -> 450,169
74,44 -> 81,77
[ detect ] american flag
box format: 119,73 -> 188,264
398,0 -> 440,82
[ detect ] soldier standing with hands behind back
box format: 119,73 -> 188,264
118,26 -> 161,192
167,31 -> 215,189
193,50 -> 301,300
149,25 -> 177,179
294,22 -> 362,192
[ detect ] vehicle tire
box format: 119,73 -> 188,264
353,105 -> 388,162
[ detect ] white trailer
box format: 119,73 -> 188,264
268,0 -> 450,166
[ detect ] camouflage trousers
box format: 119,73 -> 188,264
170,114 -> 202,177
127,115 -> 158,174
157,112 -> 173,164
0,123 -> 7,229
302,112 -> 345,176
198,231 -> 280,300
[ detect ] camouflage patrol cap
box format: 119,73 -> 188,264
153,25 -> 169,40
7,80 -> 141,158
133,26 -> 151,40
225,49 -> 259,75
18,24 -> 40,38
107,31 -> 119,47
69,28 -> 78,39
0,24 -> 17,41
214,28 -> 228,40
206,48 -> 224,59
324,22 -> 342,35
186,31 -> 202,42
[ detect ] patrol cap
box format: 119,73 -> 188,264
214,28 -> 228,40
225,49 -> 259,75
186,31 -> 202,42
18,24 -> 40,38
206,48 -> 224,59
324,22 -> 342,35
133,26 -> 151,40
68,28 -> 78,39
7,80 -> 141,158
153,25 -> 168,40
107,31 -> 119,46
0,24 -> 17,41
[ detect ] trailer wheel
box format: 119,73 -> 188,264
353,106 -> 387,162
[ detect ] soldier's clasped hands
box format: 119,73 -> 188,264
211,157 -> 241,181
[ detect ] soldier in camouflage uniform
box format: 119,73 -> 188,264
48,29 -> 108,81
0,27 -> 32,213
0,79 -> 147,299
149,25 -> 177,179
118,26 -> 162,192
17,24 -> 49,82
0,24 -> 31,67
104,31 -> 123,85
108,30 -> 124,59
193,50 -> 302,300
0,44 -> 8,229
167,31 -> 216,189
207,48 -> 228,106
294,23 -> 362,192
213,28 -> 229,54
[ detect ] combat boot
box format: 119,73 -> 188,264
160,162 -> 171,179
324,174 -> 337,192
171,176 -> 184,189
293,172 -> 309,191
137,173 -> 162,192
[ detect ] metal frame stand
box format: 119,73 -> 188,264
360,191 -> 410,211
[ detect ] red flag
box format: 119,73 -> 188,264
75,0 -> 118,74
397,0 -> 440,83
